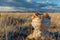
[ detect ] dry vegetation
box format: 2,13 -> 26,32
0,12 -> 60,40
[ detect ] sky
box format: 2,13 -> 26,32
0,0 -> 60,12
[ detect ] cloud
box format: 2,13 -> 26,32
13,7 -> 34,11
0,6 -> 33,11
6,0 -> 14,2
0,6 -> 15,11
41,6 -> 53,9
26,0 -> 32,2
0,0 -> 60,12
36,1 -> 45,4
41,6 -> 60,10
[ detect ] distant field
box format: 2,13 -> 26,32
0,12 -> 60,29
1,12 -> 60,25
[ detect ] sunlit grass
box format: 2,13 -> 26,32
0,12 -> 60,40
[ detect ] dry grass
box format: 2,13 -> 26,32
0,12 -> 60,40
